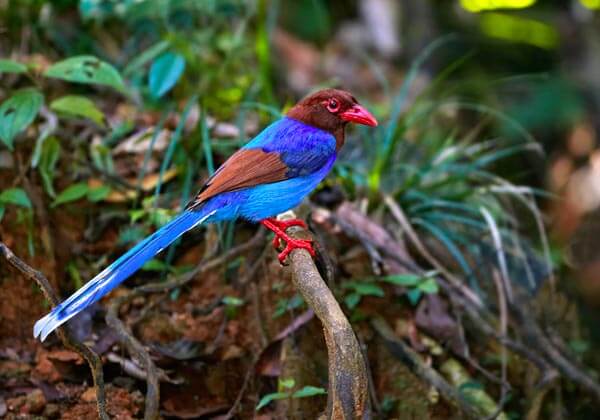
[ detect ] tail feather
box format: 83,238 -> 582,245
34,209 -> 214,341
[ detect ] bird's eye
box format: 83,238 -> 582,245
327,99 -> 340,113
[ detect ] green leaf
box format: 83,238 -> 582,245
142,259 -> 169,271
44,55 -> 125,92
418,278 -> 439,294
344,281 -> 385,297
222,296 -> 244,307
148,52 -> 185,98
50,95 -> 105,126
279,378 -> 296,389
87,185 -> 111,202
292,386 -> 327,398
129,209 -> 146,223
0,188 -> 32,208
38,136 -> 60,197
344,292 -> 361,310
0,206 -> 5,222
0,89 -> 43,149
0,59 -> 27,74
256,392 -> 289,411
458,381 -> 484,393
381,274 -> 422,287
406,288 -> 423,306
52,182 -> 89,207
124,40 -> 170,77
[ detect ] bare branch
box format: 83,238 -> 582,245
0,242 -> 109,420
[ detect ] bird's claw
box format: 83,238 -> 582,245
276,237 -> 315,265
261,218 -> 315,265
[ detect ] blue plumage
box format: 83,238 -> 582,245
34,89 -> 378,341
34,209 -> 215,341
33,117 -> 337,341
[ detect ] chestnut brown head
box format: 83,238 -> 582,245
286,88 -> 377,147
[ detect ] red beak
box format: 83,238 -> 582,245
340,104 -> 378,127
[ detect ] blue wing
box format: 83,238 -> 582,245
243,117 -> 336,177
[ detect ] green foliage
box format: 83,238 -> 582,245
273,294 -> 304,318
50,95 -> 105,126
44,55 -> 126,92
343,281 -> 384,310
52,182 -> 89,207
222,295 -> 244,318
256,377 -> 326,411
0,88 -> 43,149
0,188 -> 32,209
0,59 -> 27,74
148,52 -> 186,99
0,188 -> 32,223
381,272 -> 439,305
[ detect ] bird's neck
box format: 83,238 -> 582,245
285,109 -> 346,151
333,126 -> 345,150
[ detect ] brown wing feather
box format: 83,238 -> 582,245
187,148 -> 289,210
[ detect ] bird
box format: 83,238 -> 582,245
33,88 -> 378,341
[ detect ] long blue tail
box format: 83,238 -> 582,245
34,209 -> 215,341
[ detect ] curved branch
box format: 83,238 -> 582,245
279,211 -> 369,419
0,242 -> 109,420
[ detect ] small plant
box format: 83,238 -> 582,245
256,377 -> 326,411
380,271 -> 440,305
342,280 -> 385,310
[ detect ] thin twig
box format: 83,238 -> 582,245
105,291 -> 160,420
103,228 -> 266,419
0,243 -> 109,420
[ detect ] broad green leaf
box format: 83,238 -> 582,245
38,136 -> 60,197
0,59 -> 27,74
381,274 -> 422,286
148,52 -> 185,98
0,188 -> 32,208
292,386 -> 327,398
344,292 -> 361,310
0,89 -> 43,149
344,281 -> 385,297
50,95 -> 105,126
256,392 -> 289,411
0,206 -> 5,222
44,55 -> 125,92
52,182 -> 89,207
87,185 -> 111,202
418,278 -> 439,294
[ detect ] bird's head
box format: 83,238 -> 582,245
287,88 -> 378,148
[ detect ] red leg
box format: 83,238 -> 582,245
261,218 -> 315,264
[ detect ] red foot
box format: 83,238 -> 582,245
261,218 -> 315,264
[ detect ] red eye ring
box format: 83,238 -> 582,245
327,98 -> 340,113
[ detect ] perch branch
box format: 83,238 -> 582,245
0,242 -> 109,420
278,210 -> 369,419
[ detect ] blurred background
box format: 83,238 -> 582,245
1,0 -> 600,418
